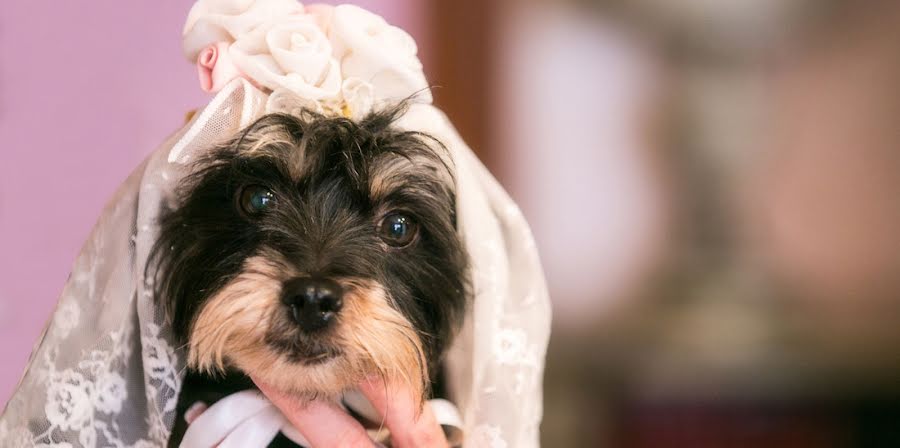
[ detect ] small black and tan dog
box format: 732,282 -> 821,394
149,103 -> 469,446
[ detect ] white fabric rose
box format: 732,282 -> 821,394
183,0 -> 305,60
183,1 -> 432,109
340,77 -> 375,119
230,18 -> 342,99
329,5 -> 432,103
266,87 -> 325,115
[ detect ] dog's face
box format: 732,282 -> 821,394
150,106 -> 468,400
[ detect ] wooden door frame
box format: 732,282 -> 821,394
425,0 -> 499,167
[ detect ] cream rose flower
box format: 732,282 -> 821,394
340,77 -> 375,119
183,0 -> 305,60
266,87 -> 325,115
196,42 -> 244,93
329,5 -> 431,103
305,3 -> 335,34
230,18 -> 342,99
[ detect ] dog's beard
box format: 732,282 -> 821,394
187,254 -> 428,401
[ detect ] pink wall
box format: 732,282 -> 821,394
0,1 -> 424,406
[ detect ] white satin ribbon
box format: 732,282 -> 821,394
179,390 -> 464,447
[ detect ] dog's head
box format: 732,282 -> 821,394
150,104 -> 468,400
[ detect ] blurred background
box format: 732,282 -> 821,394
3,0 -> 900,446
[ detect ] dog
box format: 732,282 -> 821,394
149,103 -> 469,446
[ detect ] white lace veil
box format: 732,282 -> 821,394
0,3 -> 551,447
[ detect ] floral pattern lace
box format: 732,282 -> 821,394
0,142 -> 186,447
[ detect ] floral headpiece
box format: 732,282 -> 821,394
183,0 -> 430,120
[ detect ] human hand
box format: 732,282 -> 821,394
254,376 -> 449,448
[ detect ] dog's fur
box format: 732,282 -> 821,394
149,104 -> 469,446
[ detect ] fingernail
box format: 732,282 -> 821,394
184,401 -> 208,424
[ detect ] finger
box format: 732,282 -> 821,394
254,378 -> 375,448
359,377 -> 448,448
184,401 -> 209,425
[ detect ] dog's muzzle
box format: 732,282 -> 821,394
281,277 -> 344,332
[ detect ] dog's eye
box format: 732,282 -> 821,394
379,213 -> 419,247
239,185 -> 275,216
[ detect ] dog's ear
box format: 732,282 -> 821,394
147,185 -> 254,344
146,207 -> 195,343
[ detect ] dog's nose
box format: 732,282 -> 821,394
282,277 -> 344,332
